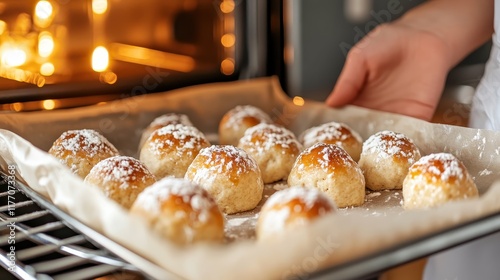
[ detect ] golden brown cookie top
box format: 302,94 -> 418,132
300,121 -> 362,148
134,177 -> 223,227
146,124 -> 210,156
294,143 -> 357,174
188,145 -> 260,185
219,105 -> 272,130
362,130 -> 420,164
86,155 -> 156,191
238,123 -> 302,155
407,153 -> 469,185
49,129 -> 118,159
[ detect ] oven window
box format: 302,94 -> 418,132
0,0 -> 241,109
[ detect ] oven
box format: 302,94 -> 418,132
0,1 -> 497,279
0,0 -> 274,111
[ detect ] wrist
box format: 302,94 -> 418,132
393,17 -> 455,71
392,0 -> 493,70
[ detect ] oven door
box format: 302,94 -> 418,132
0,0 -> 270,111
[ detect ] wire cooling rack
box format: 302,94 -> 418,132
0,171 -> 149,280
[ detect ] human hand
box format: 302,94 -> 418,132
326,22 -> 451,121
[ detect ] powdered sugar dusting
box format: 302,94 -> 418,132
479,169 -> 493,176
259,208 -> 290,234
300,121 -> 362,148
88,156 -> 154,190
273,183 -> 288,191
52,129 -> 118,157
411,153 -> 467,183
265,187 -> 335,211
202,145 -> 258,174
147,124 -> 209,156
366,192 -> 381,199
223,105 -> 272,129
259,187 -> 335,233
301,143 -> 356,172
135,177 -> 216,219
190,145 -> 259,185
362,130 -> 419,163
149,113 -> 192,128
239,123 -> 302,155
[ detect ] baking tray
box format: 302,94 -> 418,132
0,77 -> 499,280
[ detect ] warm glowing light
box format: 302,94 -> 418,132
2,48 -> 27,67
0,21 -> 6,35
34,1 -> 54,28
220,0 -> 235,13
110,43 -> 195,72
220,58 -> 235,75
223,16 -> 235,30
11,103 -> 23,112
42,99 -> 56,110
221,33 -> 235,48
92,0 -> 108,15
40,62 -> 55,76
0,67 -> 45,86
92,46 -> 109,72
100,71 -> 117,84
38,32 -> 54,57
292,96 -> 305,106
35,1 -> 53,20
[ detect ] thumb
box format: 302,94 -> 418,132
326,52 -> 367,107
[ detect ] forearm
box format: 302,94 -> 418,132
396,0 -> 494,70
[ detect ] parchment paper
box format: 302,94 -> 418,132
1,77 -> 500,280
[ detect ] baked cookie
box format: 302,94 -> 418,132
300,121 -> 362,161
403,153 -> 478,209
359,130 -> 421,191
49,129 -> 119,178
238,123 -> 302,183
288,143 -> 365,207
257,186 -> 336,239
84,155 -> 156,209
130,177 -> 224,244
185,145 -> 264,214
140,124 -> 210,179
218,105 -> 272,146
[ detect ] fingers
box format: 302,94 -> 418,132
325,49 -> 368,107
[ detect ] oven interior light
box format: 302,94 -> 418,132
42,99 -> 56,110
0,67 -> 45,87
292,96 -> 305,106
220,0 -> 235,13
220,0 -> 236,75
92,46 -> 109,72
110,43 -> 195,73
34,0 -> 54,28
1,47 -> 27,67
221,33 -> 235,48
220,58 -> 234,75
0,21 -> 6,36
35,1 -> 53,20
11,102 -> 23,112
99,71 -> 117,84
38,31 -> 54,58
92,0 -> 108,15
40,62 -> 55,76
